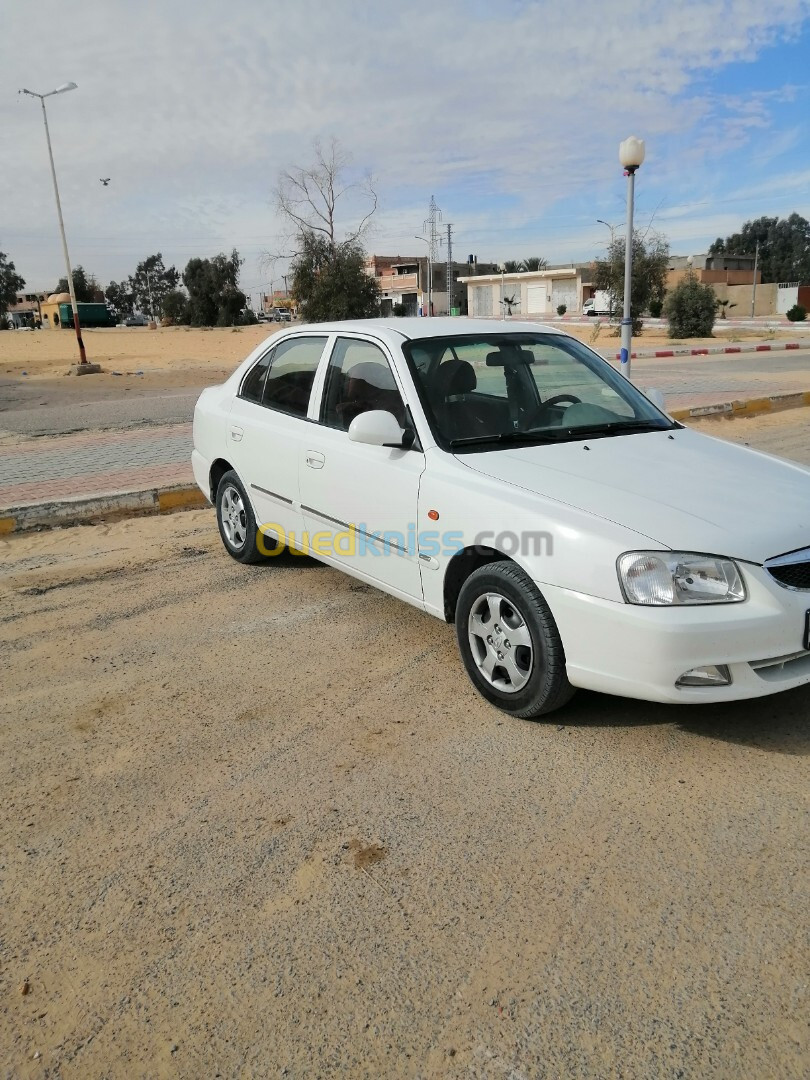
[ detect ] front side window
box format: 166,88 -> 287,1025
402,333 -> 676,449
321,337 -> 406,430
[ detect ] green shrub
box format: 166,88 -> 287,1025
786,304 -> 807,322
392,302 -> 406,317
648,298 -> 663,318
556,304 -> 567,317
664,273 -> 717,338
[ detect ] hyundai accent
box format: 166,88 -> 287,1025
192,319 -> 810,717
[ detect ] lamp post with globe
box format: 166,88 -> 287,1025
618,136 -> 645,380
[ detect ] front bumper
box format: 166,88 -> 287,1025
540,565 -> 810,704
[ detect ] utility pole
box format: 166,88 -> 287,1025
445,223 -> 454,315
423,195 -> 442,317
146,269 -> 156,324
751,240 -> 759,318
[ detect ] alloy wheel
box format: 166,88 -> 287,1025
220,484 -> 247,550
467,591 -> 534,693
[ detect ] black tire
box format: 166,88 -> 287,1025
455,561 -> 575,719
215,470 -> 276,565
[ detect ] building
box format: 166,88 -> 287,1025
460,265 -> 592,319
39,292 -> 115,329
666,253 -> 780,314
260,290 -> 292,314
366,255 -> 499,316
5,290 -> 48,328
666,253 -> 759,290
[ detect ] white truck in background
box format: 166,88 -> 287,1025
583,290 -> 614,316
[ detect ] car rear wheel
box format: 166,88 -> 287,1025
455,561 -> 575,718
215,470 -> 276,564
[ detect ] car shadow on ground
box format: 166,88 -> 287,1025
559,686 -> 810,755
241,556 -> 808,755
250,550 -> 330,570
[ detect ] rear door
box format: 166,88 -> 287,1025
227,335 -> 330,544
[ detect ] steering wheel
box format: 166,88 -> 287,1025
520,394 -> 581,430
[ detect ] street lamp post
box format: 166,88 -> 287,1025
20,82 -> 89,367
618,136 -> 645,380
596,219 -> 624,320
596,218 -> 623,247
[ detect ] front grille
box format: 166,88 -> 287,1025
750,650 -> 810,682
767,561 -> 810,590
765,547 -> 810,591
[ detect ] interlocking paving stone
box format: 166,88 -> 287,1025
1,424 -> 193,510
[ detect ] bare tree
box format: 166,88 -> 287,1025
274,137 -> 377,254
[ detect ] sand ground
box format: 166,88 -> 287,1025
1,414 -> 808,1078
0,322 -> 800,387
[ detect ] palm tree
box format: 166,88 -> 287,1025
502,258 -> 547,273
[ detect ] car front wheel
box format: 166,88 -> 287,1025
215,470 -> 275,564
455,561 -> 575,718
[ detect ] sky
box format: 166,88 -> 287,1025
2,0 -> 809,305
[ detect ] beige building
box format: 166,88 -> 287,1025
39,292 -> 72,328
460,266 -> 589,319
5,290 -> 47,328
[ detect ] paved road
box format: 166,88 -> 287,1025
1,511 -> 807,1077
0,377 -> 202,437
2,348 -> 809,438
630,348 -> 810,399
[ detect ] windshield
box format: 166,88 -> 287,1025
402,332 -> 676,450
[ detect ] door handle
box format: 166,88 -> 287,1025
230,426 -> 244,442
305,451 -> 325,469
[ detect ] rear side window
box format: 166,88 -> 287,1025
263,336 -> 328,417
240,351 -> 272,403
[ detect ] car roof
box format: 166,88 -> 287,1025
287,317 -> 565,341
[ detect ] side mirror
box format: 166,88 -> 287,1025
348,409 -> 413,449
644,388 -> 666,411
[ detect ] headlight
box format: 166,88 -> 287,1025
617,552 -> 746,606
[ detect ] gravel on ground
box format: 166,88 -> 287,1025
1,394 -> 808,1079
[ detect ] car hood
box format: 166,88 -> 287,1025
460,428 -> 810,564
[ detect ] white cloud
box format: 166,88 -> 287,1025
1,0 -> 808,285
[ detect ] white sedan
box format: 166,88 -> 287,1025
192,318 -> 810,718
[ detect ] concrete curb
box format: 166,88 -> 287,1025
0,484 -> 208,536
615,342 -> 802,360
670,390 -> 810,423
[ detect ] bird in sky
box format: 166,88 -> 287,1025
100,178 -> 110,186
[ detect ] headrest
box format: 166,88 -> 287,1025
434,359 -> 477,397
344,362 -> 397,390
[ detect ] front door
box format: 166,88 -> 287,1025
299,336 -> 425,602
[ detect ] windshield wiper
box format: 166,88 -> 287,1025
448,430 -> 560,448
549,419 -> 675,442
449,419 -> 675,449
